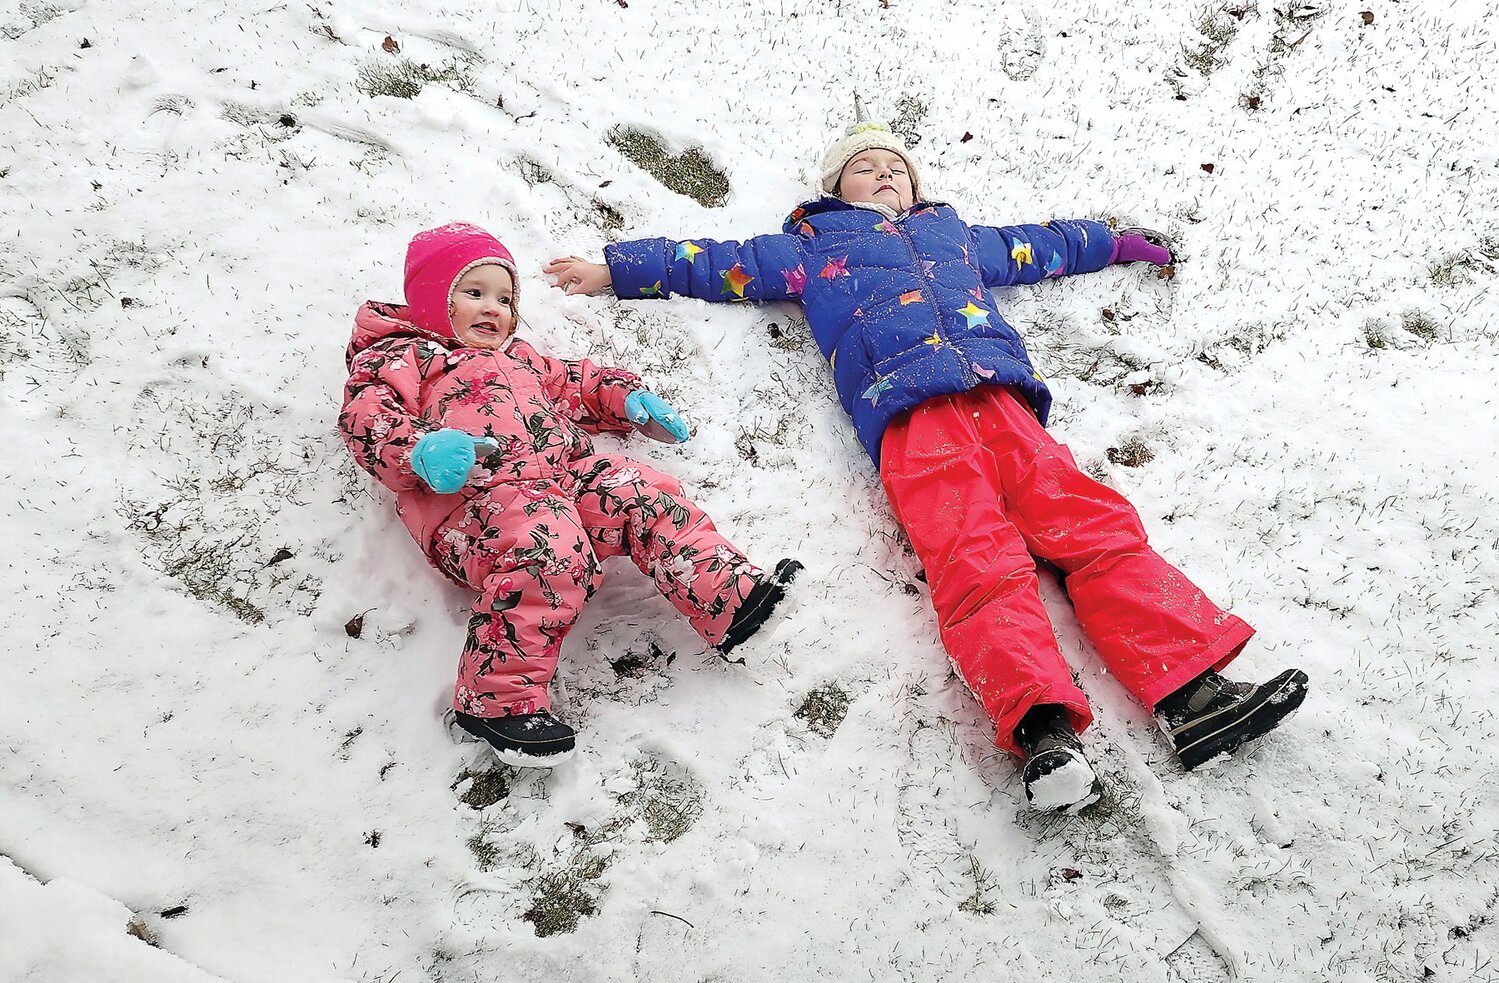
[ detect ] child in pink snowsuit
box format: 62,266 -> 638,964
545,101 -> 1309,810
340,223 -> 799,766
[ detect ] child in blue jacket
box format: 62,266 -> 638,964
545,101 -> 1308,811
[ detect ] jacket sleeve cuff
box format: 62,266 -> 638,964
604,240 -> 669,299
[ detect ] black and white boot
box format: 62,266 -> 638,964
455,709 -> 577,768
1016,704 -> 1104,813
716,558 -> 803,654
1156,668 -> 1309,771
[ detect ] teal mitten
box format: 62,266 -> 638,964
411,430 -> 497,494
624,390 -> 690,444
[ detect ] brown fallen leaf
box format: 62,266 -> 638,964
1360,10 -> 1374,24
1158,264 -> 1177,281
1201,163 -> 1216,174
382,35 -> 400,53
345,613 -> 366,638
1246,94 -> 1261,109
126,917 -> 158,947
960,131 -> 973,142
1102,308 -> 1116,322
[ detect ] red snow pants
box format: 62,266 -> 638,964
432,454 -> 761,718
879,386 -> 1254,755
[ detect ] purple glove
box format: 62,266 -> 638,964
1110,227 -> 1174,266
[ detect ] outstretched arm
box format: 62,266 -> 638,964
547,234 -> 806,303
509,340 -> 640,435
507,339 -> 689,443
969,219 -> 1167,288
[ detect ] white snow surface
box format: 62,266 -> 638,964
3,0 -> 1498,980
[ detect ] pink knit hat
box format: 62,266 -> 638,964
403,222 -> 518,338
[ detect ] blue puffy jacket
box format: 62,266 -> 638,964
604,197 -> 1117,465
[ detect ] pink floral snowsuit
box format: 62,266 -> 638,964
339,301 -> 762,718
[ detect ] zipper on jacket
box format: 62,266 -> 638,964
896,214 -> 977,387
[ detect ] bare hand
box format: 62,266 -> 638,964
543,256 -> 613,295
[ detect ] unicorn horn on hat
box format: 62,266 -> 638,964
847,92 -> 884,134
846,92 -> 891,136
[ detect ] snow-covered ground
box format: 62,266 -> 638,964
3,0 -> 1498,979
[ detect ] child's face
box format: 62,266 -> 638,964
449,264 -> 515,349
837,149 -> 913,212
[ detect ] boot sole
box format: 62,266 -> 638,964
1024,747 -> 1105,813
454,714 -> 577,769
1173,669 -> 1309,770
716,559 -> 803,653
487,744 -> 575,769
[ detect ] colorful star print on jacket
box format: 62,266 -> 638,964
602,197 -> 1118,463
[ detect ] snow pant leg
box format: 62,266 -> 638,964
432,482 -> 601,717
568,455 -> 762,646
972,386 -> 1255,710
880,396 -> 1092,755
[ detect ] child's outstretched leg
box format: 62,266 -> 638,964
433,484 -> 603,767
568,455 -> 800,650
880,398 -> 1103,811
971,385 -> 1309,769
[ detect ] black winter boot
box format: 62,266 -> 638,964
716,558 -> 803,654
1156,668 -> 1309,771
455,709 -> 576,768
1015,704 -> 1104,813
